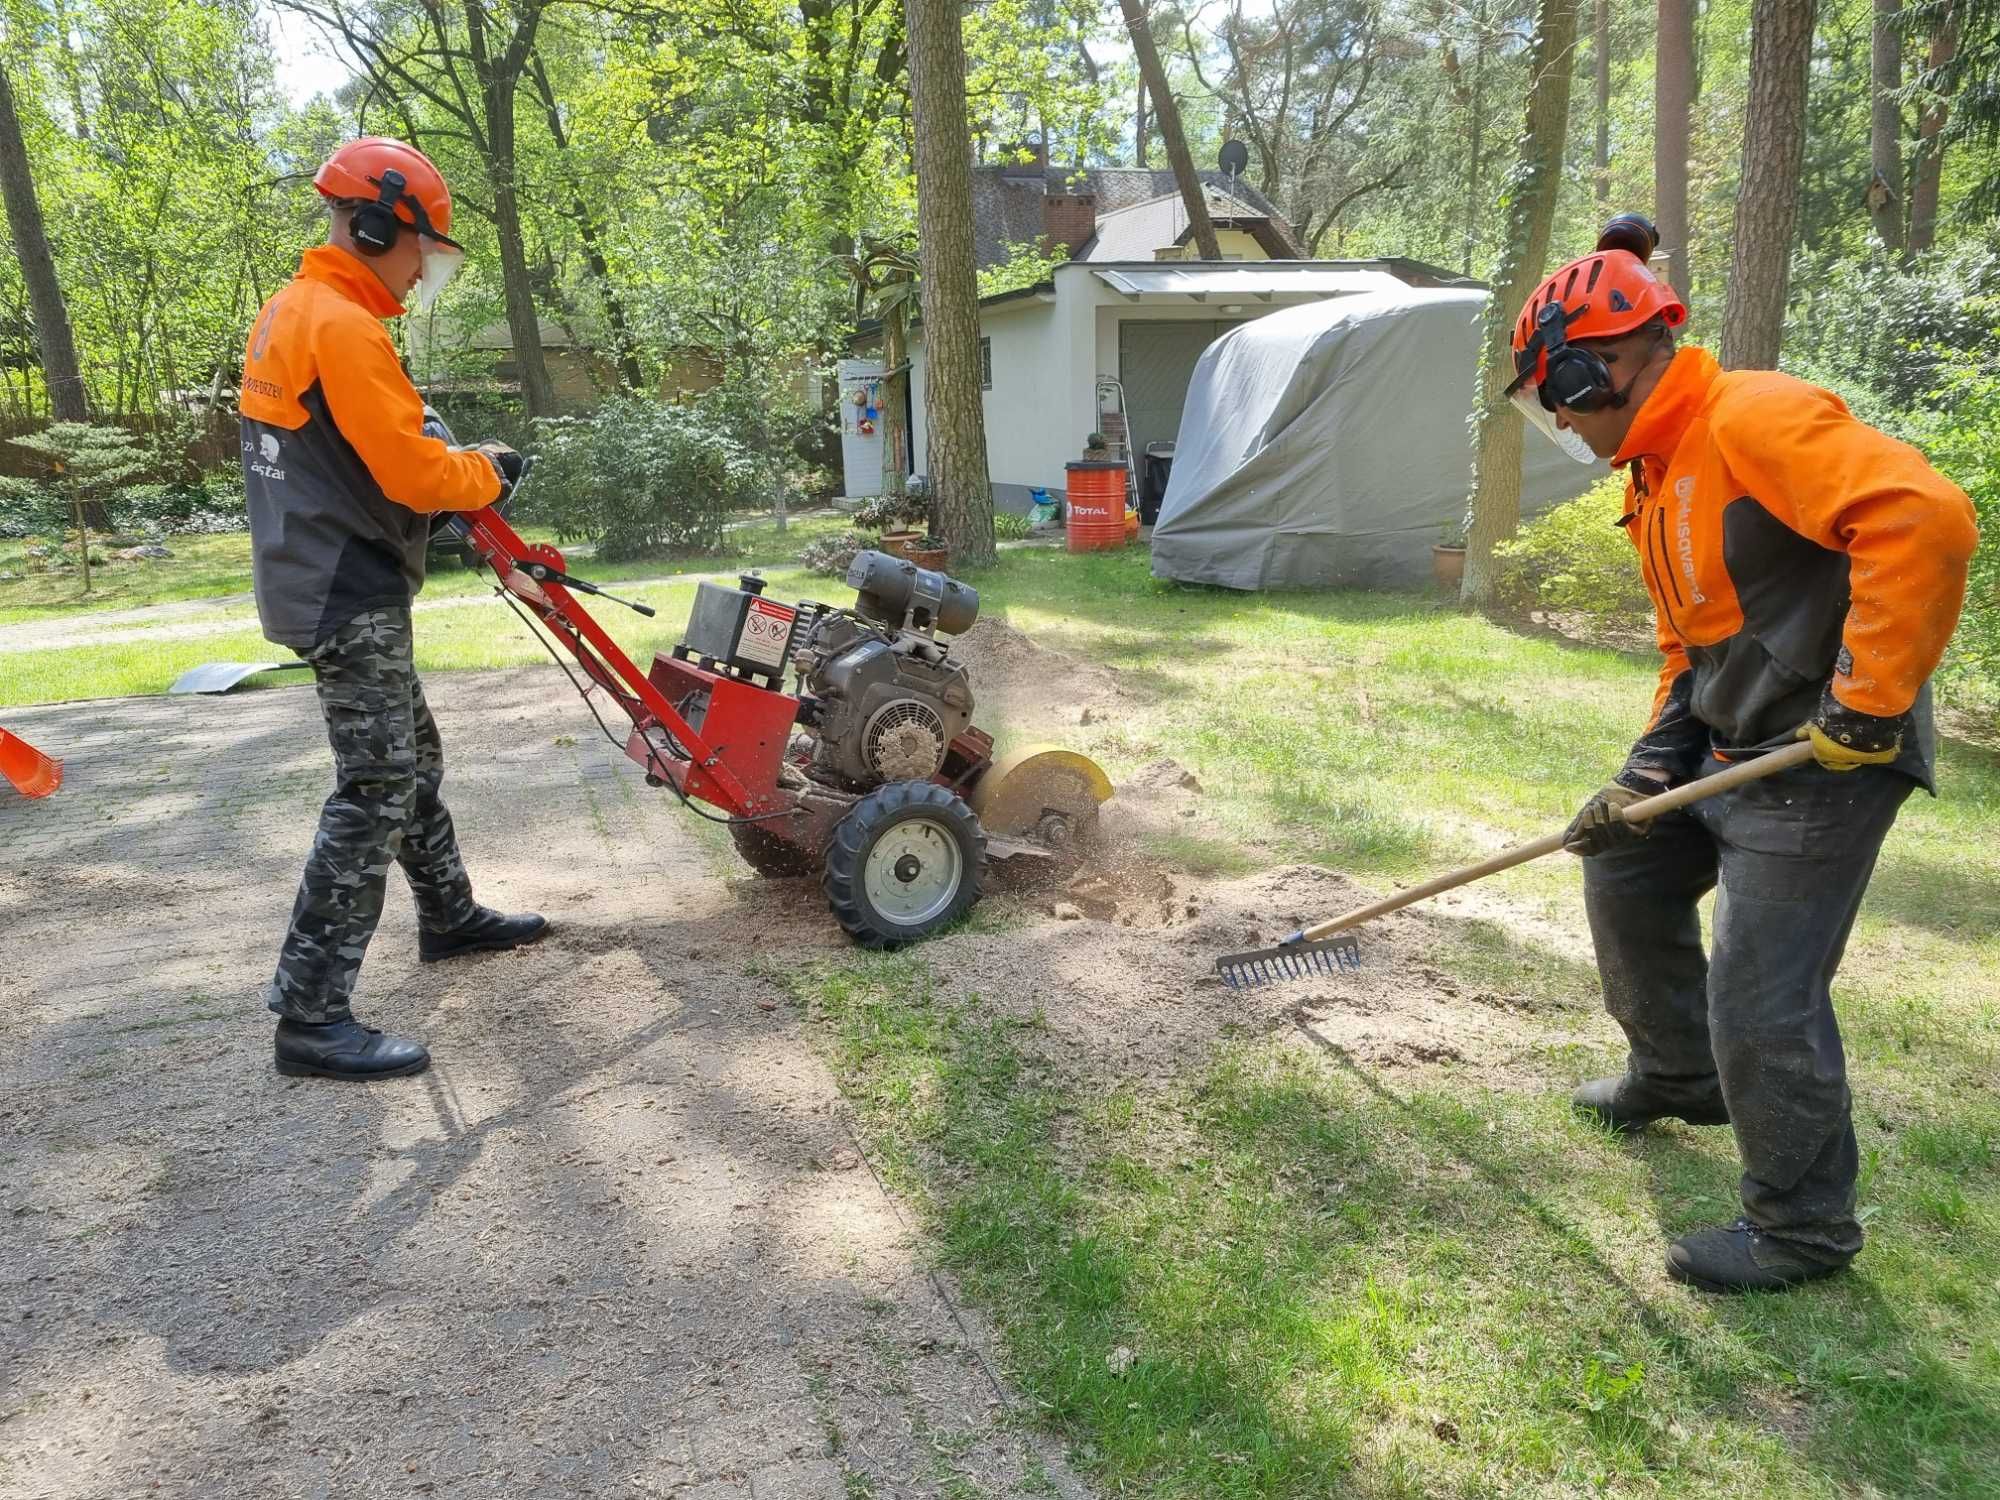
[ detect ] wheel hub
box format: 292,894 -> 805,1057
864,816 -> 964,926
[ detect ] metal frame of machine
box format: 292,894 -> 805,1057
445,487 -> 1109,947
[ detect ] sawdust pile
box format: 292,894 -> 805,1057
951,618 -> 1132,733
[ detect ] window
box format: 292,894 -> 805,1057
980,337 -> 992,391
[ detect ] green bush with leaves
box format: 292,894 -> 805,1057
529,396 -> 780,560
992,510 -> 1031,541
1493,476 -> 1651,618
0,477 -> 67,539
1919,346 -> 2000,696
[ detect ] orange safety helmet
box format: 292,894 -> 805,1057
1505,215 -> 1687,463
314,137 -> 465,309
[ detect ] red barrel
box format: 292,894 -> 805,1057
1065,461 -> 1129,552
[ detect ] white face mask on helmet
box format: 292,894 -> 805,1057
413,237 -> 465,313
1510,381 -> 1600,465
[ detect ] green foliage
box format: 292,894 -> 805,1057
529,395 -> 778,561
799,529 -> 878,578
976,240 -> 1069,299
0,477 -> 66,538
853,493 -> 928,530
1493,476 -> 1651,618
992,510 -> 1032,541
12,421 -> 147,517
1917,342 -> 2000,693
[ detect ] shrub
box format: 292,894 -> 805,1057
799,529 -> 876,578
113,471 -> 248,534
853,492 -> 930,531
0,477 -> 66,539
1920,345 -> 2000,696
530,395 -> 780,560
1494,476 -> 1652,619
993,511 -> 1031,541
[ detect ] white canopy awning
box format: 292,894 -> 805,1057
1091,265 -> 1405,303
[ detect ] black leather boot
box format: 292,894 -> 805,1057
1572,1075 -> 1731,1133
274,1019 -> 430,1080
1667,1220 -> 1848,1294
419,906 -> 548,963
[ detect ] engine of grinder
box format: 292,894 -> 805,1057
790,550 -> 980,788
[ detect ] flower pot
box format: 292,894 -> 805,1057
1431,544 -> 1466,593
907,545 -> 948,572
879,529 -> 922,561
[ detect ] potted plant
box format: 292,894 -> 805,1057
1432,518 -> 1469,592
906,535 -> 949,571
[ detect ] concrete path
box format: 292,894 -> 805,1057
0,670 -> 1091,1499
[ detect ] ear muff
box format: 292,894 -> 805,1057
1530,301 -> 1617,414
349,169 -> 408,258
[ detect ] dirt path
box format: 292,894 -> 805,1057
0,671 -> 1093,1500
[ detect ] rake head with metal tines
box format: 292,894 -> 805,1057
1215,931 -> 1363,991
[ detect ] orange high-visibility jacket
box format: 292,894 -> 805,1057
1614,346 -> 1978,791
239,245 -> 499,648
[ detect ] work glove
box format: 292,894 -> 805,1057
471,439 -> 525,490
1798,690 -> 1905,772
1562,766 -> 1673,857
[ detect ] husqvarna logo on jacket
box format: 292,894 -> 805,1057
1673,476 -> 1704,603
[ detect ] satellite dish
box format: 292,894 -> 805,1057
1218,140 -> 1249,178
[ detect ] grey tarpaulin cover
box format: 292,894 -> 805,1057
1150,286 -> 1598,590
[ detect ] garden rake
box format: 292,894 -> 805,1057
1215,739 -> 1818,990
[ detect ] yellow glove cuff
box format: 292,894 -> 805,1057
1802,723 -> 1900,772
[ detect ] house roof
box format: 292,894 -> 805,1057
971,165 -> 1299,267
1078,188 -> 1289,262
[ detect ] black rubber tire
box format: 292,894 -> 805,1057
823,781 -> 986,949
729,820 -> 821,878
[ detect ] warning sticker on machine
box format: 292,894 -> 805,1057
738,596 -> 797,670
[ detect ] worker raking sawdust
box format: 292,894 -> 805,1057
1223,213 -> 1979,1296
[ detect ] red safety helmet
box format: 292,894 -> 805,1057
314,137 -> 465,309
1506,215 -> 1687,463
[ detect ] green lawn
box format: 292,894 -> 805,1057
0,510 -> 853,626
9,541 -> 1996,1496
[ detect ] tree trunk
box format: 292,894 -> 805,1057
463,2 -> 558,417
1136,75 -> 1148,166
1461,0 -> 1581,607
1655,0 -> 1695,296
1721,0 -> 1817,371
1595,0 -> 1612,204
904,0 -> 995,566
0,64 -> 89,422
880,305 -> 909,500
1908,10 -> 1956,254
1869,0 -> 1906,253
1117,0 -> 1220,259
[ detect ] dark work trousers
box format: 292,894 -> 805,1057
1582,754 -> 1913,1264
265,607 -> 478,1024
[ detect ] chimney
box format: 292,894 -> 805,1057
999,138 -> 1048,183
1041,190 -> 1097,257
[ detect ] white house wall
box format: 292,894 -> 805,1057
909,262 -> 1387,508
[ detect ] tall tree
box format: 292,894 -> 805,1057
1118,0 -> 1220,259
1461,0 -> 1580,605
282,0 -> 559,417
1869,0 -> 1906,252
1593,0 -> 1611,205
1907,5 -> 1958,251
1722,0 -> 1818,370
0,60 -> 88,420
1655,0 -> 1695,295
905,0 -> 995,565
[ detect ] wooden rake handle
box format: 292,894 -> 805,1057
1297,739 -> 1818,943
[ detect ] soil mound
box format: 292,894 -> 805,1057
951,618 -> 1129,732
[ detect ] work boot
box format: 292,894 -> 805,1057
274,1018 -> 430,1080
1571,1075 -> 1731,1133
419,906 -> 549,963
1666,1219 -> 1848,1295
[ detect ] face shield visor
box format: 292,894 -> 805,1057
1509,376 -> 1599,465
413,234 -> 465,313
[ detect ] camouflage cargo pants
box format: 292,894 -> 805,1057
265,607 -> 477,1024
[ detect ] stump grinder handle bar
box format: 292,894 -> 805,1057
1295,739 -> 1818,943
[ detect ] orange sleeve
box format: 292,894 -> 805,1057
1710,375 -> 1979,718
312,302 -> 502,514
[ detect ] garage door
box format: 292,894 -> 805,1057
1118,320 -> 1245,458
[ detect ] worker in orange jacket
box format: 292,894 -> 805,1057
1508,215 -> 1979,1292
241,138 -> 546,1083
